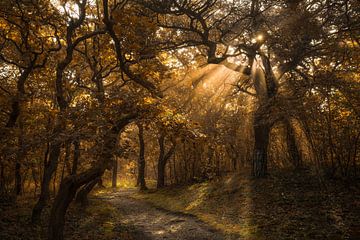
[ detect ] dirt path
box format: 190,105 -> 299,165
94,190 -> 226,240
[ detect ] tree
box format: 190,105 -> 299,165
136,122 -> 147,190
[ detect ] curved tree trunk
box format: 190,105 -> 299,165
47,113 -> 137,240
48,167 -> 104,240
47,176 -> 78,240
75,178 -> 100,206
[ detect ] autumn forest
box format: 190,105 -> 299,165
0,0 -> 359,239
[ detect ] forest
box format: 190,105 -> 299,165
0,0 -> 359,239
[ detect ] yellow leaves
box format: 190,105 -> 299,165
157,106 -> 187,128
158,51 -> 181,67
339,109 -> 352,118
124,161 -> 136,177
143,96 -> 156,105
0,19 -> 8,30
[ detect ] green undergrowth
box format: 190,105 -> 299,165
133,169 -> 360,240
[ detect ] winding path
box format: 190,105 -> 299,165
95,190 -> 226,240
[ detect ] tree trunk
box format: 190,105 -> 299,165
252,108 -> 270,178
157,134 -> 166,188
32,133 -> 62,223
15,118 -> 24,196
157,134 -> 176,188
5,66 -> 32,129
75,178 -> 100,206
285,118 -> 301,168
137,124 -> 147,190
47,176 -> 78,240
112,158 -> 118,188
0,162 -> 5,194
72,138 -> 80,175
173,152 -> 178,184
97,178 -> 105,188
47,113 -> 137,240
64,141 -> 72,176
14,162 -> 21,195
157,160 -> 166,188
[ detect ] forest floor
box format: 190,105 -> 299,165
133,168 -> 360,240
1,168 -> 359,240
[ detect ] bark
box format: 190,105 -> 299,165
3,68 -> 30,196
32,143 -> 61,223
157,134 -> 166,188
251,52 -> 278,178
137,124 -> 147,190
64,141 -> 72,176
252,108 -> 270,177
228,144 -> 238,171
14,162 -> 21,195
31,165 -> 39,197
5,66 -> 32,128
75,178 -> 100,206
72,138 -> 80,174
173,152 -> 178,184
31,123 -> 63,223
0,162 -> 5,194
97,178 -> 105,188
48,167 -> 103,240
157,134 -> 176,188
112,158 -> 118,188
47,177 -> 78,240
285,118 -> 302,168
